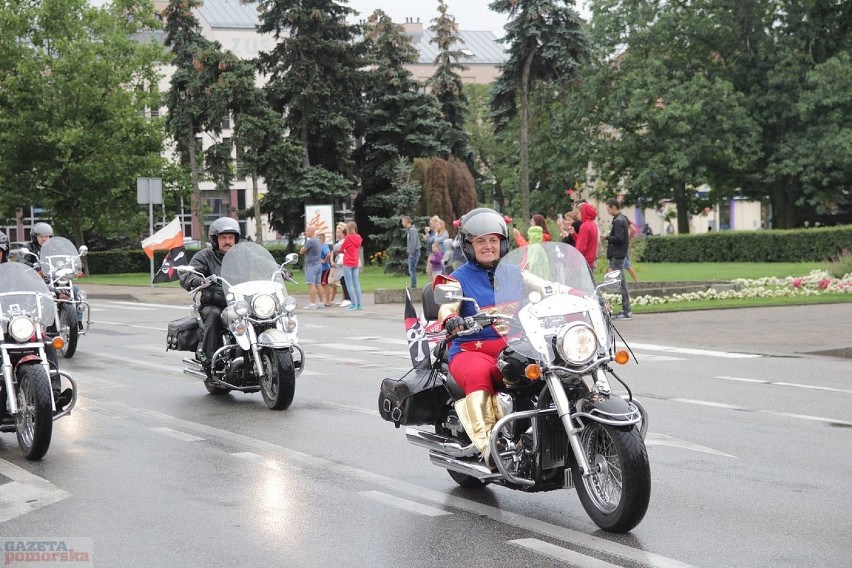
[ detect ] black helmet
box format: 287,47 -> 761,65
456,208 -> 510,264
31,222 -> 53,246
208,217 -> 241,252
0,230 -> 7,263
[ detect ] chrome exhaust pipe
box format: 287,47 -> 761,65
428,452 -> 502,482
405,428 -> 479,458
183,368 -> 208,380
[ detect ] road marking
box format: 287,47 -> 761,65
0,459 -> 69,523
232,452 -> 301,472
359,490 -> 451,516
94,300 -> 187,310
717,375 -> 852,395
632,353 -> 685,362
509,538 -> 621,567
93,320 -> 166,332
350,336 -> 409,346
645,433 -> 736,458
93,400 -> 693,568
669,397 -> 852,427
625,342 -> 760,359
148,426 -> 205,442
315,401 -> 380,417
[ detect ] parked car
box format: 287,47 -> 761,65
183,238 -> 204,249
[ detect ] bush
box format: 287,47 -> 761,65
642,225 -> 852,263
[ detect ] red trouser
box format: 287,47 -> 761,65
448,338 -> 507,395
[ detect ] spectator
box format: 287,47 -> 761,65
299,225 -> 324,309
429,241 -> 444,281
319,232 -> 333,306
624,221 -> 639,283
573,203 -> 600,270
423,216 -> 448,280
603,200 -> 632,319
401,216 -> 421,289
560,207 -> 581,247
331,222 -> 350,308
512,213 -> 551,246
341,221 -> 363,311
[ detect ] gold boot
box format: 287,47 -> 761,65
463,390 -> 504,468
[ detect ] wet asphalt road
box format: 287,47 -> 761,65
0,292 -> 850,567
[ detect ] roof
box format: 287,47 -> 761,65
408,30 -> 507,65
197,0 -> 260,30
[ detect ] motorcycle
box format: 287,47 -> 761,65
0,262 -> 77,460
170,242 -> 304,410
380,241 -> 651,533
37,237 -> 91,358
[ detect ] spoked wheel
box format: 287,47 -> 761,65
259,348 -> 295,410
572,423 -> 651,533
58,304 -> 78,358
15,364 -> 54,460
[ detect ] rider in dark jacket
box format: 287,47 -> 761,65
0,230 -> 8,264
179,218 -> 240,374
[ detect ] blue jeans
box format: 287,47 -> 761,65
608,257 -> 631,313
407,251 -> 420,288
343,266 -> 362,307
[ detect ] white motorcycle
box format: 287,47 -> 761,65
381,242 -> 650,533
170,242 -> 304,410
0,262 -> 77,459
37,236 -> 91,358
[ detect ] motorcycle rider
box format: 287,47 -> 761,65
20,222 -> 54,270
179,217 -> 240,375
436,208 -> 516,468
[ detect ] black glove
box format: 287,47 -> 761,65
443,316 -> 466,335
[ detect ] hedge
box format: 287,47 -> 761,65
85,245 -> 296,275
641,225 -> 852,263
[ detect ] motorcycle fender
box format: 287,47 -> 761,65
15,354 -> 42,368
578,393 -> 640,426
258,328 -> 292,348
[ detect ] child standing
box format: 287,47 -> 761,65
441,238 -> 455,275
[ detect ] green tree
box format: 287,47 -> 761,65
163,0 -> 236,237
0,0 -> 168,249
428,0 -> 471,161
355,10 -> 447,251
489,0 -> 589,222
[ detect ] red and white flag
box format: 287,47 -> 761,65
141,217 -> 184,260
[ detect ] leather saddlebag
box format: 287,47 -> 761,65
378,369 -> 447,428
166,316 -> 201,352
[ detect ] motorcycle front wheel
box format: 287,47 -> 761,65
15,364 -> 54,460
58,304 -> 78,358
259,348 -> 295,410
571,423 -> 651,533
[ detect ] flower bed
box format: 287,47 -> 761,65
605,269 -> 852,307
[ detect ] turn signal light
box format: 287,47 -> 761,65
524,364 -> 542,380
614,350 -> 630,365
52,337 -> 65,350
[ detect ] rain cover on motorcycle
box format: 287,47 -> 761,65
378,369 -> 447,428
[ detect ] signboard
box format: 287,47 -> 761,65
305,205 -> 334,242
136,177 -> 163,205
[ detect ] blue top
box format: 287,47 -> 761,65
447,262 -> 502,360
320,244 -> 332,271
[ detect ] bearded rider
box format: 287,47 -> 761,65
179,217 -> 240,376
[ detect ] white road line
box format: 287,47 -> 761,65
316,401 -> 380,417
632,353 -> 685,362
763,411 -> 852,426
509,538 -> 621,567
645,433 -> 736,458
232,452 -> 301,472
358,490 -> 451,517
90,305 -> 156,312
670,398 -> 852,426
94,400 -> 693,568
717,375 -> 852,395
350,336 -> 410,346
625,342 -> 760,359
148,426 -> 205,442
94,300 -> 188,310
0,459 -> 70,523
92,320 -> 166,332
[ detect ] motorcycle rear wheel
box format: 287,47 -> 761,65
15,364 -> 53,460
59,304 -> 78,358
572,423 -> 650,533
259,348 -> 295,410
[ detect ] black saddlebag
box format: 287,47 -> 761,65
378,369 -> 447,428
166,316 -> 201,352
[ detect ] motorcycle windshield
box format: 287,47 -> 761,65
0,262 -> 56,326
494,242 -> 600,361
220,242 -> 287,297
39,236 -> 82,277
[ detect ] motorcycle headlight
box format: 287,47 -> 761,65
282,296 -> 297,313
76,289 -> 87,301
252,294 -> 277,318
556,323 -> 598,365
234,299 -> 250,316
9,316 -> 36,343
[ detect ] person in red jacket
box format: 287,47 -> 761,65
573,203 -> 600,270
340,221 -> 364,310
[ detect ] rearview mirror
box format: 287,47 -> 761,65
598,270 -> 622,291
433,282 -> 463,304
78,245 -> 88,257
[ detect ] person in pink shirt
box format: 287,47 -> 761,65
340,221 -> 364,310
